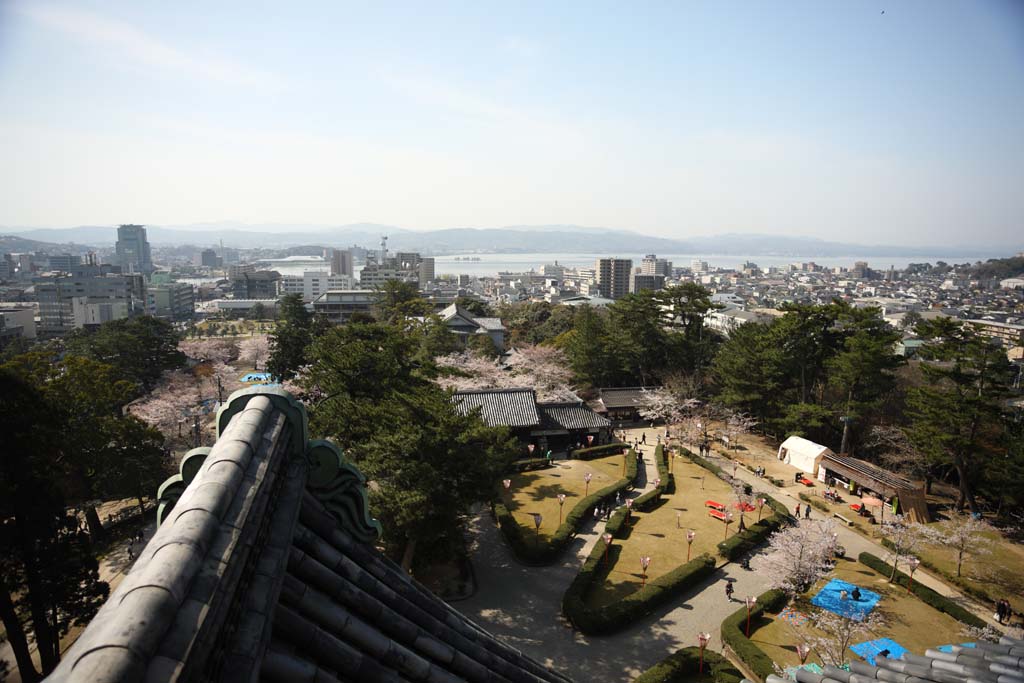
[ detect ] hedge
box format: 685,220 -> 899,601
510,457 -> 552,472
798,492 -> 831,513
720,588 -> 788,681
495,449 -> 639,565
570,442 -> 628,460
656,444 -> 676,495
681,447 -> 728,479
634,646 -> 743,683
857,552 -> 985,627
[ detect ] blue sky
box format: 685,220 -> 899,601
0,0 -> 1021,246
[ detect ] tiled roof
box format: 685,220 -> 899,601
46,387 -> 569,683
472,317 -> 505,331
538,402 -> 612,431
762,637 -> 1024,683
597,386 -> 657,410
453,388 -> 541,428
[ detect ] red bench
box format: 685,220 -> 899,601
799,478 -> 815,487
850,503 -> 863,513
705,500 -> 725,511
708,509 -> 728,521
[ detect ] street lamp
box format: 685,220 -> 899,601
532,513 -> 543,547
625,497 -> 633,524
757,497 -> 766,521
676,510 -> 681,529
640,555 -> 652,588
686,530 -> 696,561
906,557 -> 921,593
502,479 -> 512,493
697,632 -> 711,674
745,596 -> 757,637
557,494 -> 567,525
724,511 -> 734,540
796,643 -> 811,665
584,472 -> 593,497
528,443 -> 535,455
602,532 -> 613,564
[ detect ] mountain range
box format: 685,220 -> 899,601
2,223 -> 1015,258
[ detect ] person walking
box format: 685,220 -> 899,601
641,432 -> 646,445
725,581 -> 734,601
794,503 -> 801,517
804,505 -> 811,520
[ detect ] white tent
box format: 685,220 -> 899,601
777,436 -> 832,476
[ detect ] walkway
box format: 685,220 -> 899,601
455,426 -> 774,682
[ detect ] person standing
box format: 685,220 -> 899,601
641,432 -> 646,445
804,505 -> 811,520
794,503 -> 801,517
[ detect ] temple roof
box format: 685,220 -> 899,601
452,388 -> 542,428
46,387 -> 570,683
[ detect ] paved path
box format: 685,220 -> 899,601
455,427 -> 774,682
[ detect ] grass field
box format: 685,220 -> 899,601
585,456 -> 740,608
750,556 -> 965,669
499,454 -> 627,544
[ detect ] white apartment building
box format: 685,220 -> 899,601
279,271 -> 356,302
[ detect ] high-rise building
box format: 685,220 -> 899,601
36,272 -> 147,335
231,271 -> 280,299
595,257 -> 632,300
115,224 -> 154,274
631,273 -> 666,293
418,258 -> 435,287
690,259 -> 709,274
641,254 -> 673,277
330,249 -> 354,276
200,249 -> 222,268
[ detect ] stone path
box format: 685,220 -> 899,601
455,427 -> 774,682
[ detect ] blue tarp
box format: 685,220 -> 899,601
783,663 -> 824,678
810,579 -> 881,621
241,372 -> 273,383
937,642 -> 976,653
851,638 -> 907,665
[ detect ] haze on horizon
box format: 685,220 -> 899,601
0,1 -> 1022,248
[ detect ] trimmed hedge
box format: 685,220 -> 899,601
720,588 -> 788,681
570,442 -> 628,460
634,646 -> 743,683
656,444 -> 676,495
510,457 -> 552,472
857,552 -> 985,627
495,449 -> 639,565
798,492 -> 831,513
681,447 -> 728,479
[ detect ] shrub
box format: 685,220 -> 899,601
634,646 -> 742,683
720,588 -> 787,681
496,450 -> 639,565
717,516 -> 782,561
681,448 -> 728,479
857,552 -> 985,627
798,492 -> 830,513
510,457 -> 551,472
570,442 -> 628,460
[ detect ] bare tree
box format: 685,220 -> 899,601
879,514 -> 925,582
864,424 -> 937,493
756,519 -> 840,595
724,411 -> 758,451
919,512 -> 992,578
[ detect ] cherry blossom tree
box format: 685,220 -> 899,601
179,338 -> 237,364
637,387 -> 686,424
791,608 -> 886,668
919,512 -> 993,578
724,411 -> 758,451
435,345 -> 576,401
130,370 -> 202,445
756,519 -> 840,595
238,335 -> 270,371
879,514 -> 925,582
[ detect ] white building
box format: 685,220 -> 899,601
1000,277 -> 1024,290
777,436 -> 833,476
280,271 -> 356,302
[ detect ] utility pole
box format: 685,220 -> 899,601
839,415 -> 852,455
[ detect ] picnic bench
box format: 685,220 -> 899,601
799,477 -> 815,487
708,508 -> 728,521
834,512 -> 855,526
850,503 -> 863,513
705,500 -> 725,511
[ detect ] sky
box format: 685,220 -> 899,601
0,1 -> 1022,247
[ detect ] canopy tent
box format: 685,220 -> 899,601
777,436 -> 832,476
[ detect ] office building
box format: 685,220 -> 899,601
48,254 -> 82,272
231,271 -> 280,300
595,257 -> 632,300
115,224 -> 154,274
200,249 -> 222,268
329,249 -> 354,277
148,282 -> 196,321
36,273 -> 146,335
0,303 -> 37,348
631,273 -> 666,293
280,271 -> 356,302
359,250 -> 427,289
228,263 -> 256,279
641,255 -> 672,277
419,257 -> 435,287
691,259 -> 709,274
312,290 -> 375,324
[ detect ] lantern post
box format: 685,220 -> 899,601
686,530 -> 696,561
640,555 -> 651,588
697,632 -> 710,674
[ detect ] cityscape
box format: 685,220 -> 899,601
1,3 -> 1023,683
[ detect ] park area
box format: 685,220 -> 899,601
498,454 -> 625,544
749,556 -> 965,671
586,455 -> 737,607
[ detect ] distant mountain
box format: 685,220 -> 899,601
0,234 -> 98,253
3,223 -> 1011,258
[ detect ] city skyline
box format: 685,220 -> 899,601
1,1 -> 1022,246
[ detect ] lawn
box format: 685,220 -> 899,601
499,454 -> 627,544
915,521 -> 1024,615
750,556 -> 965,669
585,456 -> 740,608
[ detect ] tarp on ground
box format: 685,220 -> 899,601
851,638 -> 907,666
777,436 -> 832,476
810,579 -> 881,621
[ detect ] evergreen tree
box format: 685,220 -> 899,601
267,293 -> 330,380
64,315 -> 185,391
